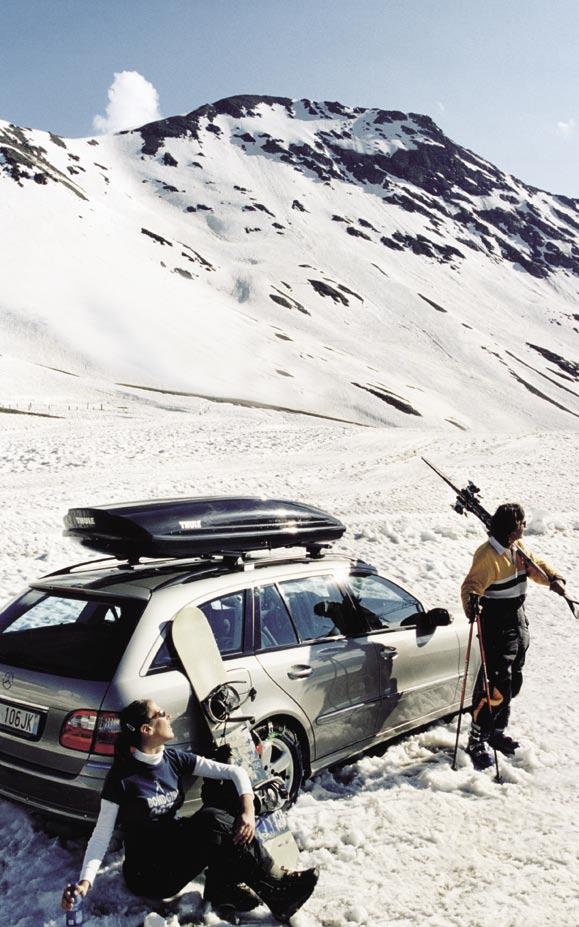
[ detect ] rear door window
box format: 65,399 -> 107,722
348,574 -> 422,630
255,585 -> 299,651
0,590 -> 144,680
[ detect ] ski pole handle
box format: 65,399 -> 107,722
468,593 -> 480,624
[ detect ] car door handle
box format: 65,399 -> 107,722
379,647 -> 398,660
287,665 -> 313,679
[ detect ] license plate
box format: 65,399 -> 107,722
0,700 -> 42,738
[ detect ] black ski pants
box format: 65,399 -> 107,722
472,598 -> 530,739
122,805 -> 270,900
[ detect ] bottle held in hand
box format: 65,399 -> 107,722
64,887 -> 84,927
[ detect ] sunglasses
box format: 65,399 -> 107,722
148,709 -> 169,721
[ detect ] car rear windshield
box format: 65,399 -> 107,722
0,590 -> 145,680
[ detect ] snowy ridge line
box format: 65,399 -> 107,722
116,381 -> 373,426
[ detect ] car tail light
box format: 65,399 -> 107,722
60,710 -> 121,755
93,711 -> 121,755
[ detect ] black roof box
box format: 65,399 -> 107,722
63,497 -> 346,561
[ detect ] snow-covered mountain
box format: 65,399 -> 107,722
1,94 -> 578,429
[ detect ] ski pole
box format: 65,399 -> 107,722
472,596 -> 502,783
451,615 -> 475,771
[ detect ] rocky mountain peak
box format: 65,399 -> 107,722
127,93 -> 579,281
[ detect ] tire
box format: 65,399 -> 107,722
252,719 -> 305,808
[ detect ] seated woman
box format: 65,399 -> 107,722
61,699 -> 318,922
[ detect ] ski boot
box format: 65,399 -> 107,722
466,736 -> 494,771
488,730 -> 519,756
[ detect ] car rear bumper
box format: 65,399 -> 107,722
0,751 -> 105,822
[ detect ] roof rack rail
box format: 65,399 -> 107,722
156,546 -> 339,591
64,497 -> 345,562
44,555 -> 119,577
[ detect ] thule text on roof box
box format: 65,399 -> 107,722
64,497 -> 346,562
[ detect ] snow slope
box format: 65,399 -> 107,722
0,406 -> 578,927
1,97 -> 578,430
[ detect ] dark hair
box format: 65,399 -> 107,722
490,503 -> 525,546
114,699 -> 152,763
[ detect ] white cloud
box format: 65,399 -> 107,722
435,101 -> 446,114
93,71 -> 162,134
556,117 -> 575,138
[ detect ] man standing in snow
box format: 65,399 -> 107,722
461,503 -> 566,770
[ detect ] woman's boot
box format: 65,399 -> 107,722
203,811 -> 319,923
244,865 -> 319,923
203,866 -> 260,921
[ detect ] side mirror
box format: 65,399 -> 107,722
424,607 -> 453,627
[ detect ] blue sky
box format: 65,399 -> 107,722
1,0 -> 577,196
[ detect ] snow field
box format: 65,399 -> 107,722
0,407 -> 578,927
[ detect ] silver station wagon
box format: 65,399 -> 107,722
0,497 -> 473,823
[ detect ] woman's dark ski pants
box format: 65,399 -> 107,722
122,805 -> 271,900
472,598 -> 530,739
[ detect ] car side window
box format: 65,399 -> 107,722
348,574 -> 421,630
256,585 -> 299,651
149,629 -> 178,672
199,592 -> 245,654
150,592 -> 245,673
278,575 -> 348,641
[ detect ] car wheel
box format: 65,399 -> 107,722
252,720 -> 305,807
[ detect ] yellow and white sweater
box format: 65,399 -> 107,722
461,536 -> 563,615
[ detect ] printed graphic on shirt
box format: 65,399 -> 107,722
147,778 -> 180,815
